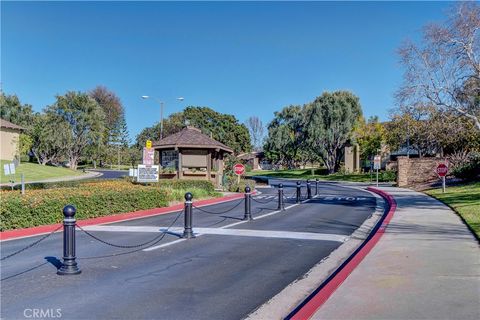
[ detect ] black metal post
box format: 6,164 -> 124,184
183,192 -> 195,238
315,178 -> 319,195
57,205 -> 81,275
243,186 -> 252,221
296,181 -> 301,203
277,183 -> 285,210
307,179 -> 312,199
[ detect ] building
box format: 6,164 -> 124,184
237,151 -> 272,170
0,118 -> 24,161
152,126 -> 234,187
344,143 -> 360,173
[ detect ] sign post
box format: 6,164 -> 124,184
373,155 -> 381,187
436,163 -> 448,193
233,163 -> 245,184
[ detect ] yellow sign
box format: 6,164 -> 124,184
146,140 -> 152,148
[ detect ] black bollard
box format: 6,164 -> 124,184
183,192 -> 195,238
307,179 -> 312,199
277,183 -> 285,210
57,205 -> 81,275
315,178 -> 319,195
243,186 -> 252,221
296,181 -> 301,203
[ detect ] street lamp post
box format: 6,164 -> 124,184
141,96 -> 184,140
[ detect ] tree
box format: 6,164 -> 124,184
135,107 -> 251,154
0,93 -> 36,128
386,104 -> 480,157
46,91 -> 105,170
0,93 -> 38,160
89,86 -> 129,166
30,113 -> 70,165
245,116 -> 264,151
303,91 -> 362,173
264,105 -> 306,168
354,116 -> 386,161
396,2 -> 480,131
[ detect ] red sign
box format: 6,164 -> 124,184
436,163 -> 448,177
233,163 -> 245,175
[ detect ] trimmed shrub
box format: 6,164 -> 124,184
0,180 -> 219,231
452,152 -> 480,181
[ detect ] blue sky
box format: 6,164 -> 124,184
2,1 -> 452,142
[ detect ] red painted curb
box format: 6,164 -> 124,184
0,193 -> 246,241
290,187 -> 397,320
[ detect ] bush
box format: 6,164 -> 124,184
452,152 -> 480,181
379,170 -> 397,182
0,180 -> 219,231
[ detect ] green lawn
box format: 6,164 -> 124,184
425,182 -> 480,238
248,168 -> 395,183
0,160 -> 84,184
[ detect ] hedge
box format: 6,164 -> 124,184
0,180 -> 220,231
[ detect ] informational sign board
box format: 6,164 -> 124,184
137,165 -> 159,182
3,163 -> 15,175
436,163 -> 448,177
9,163 -> 15,175
146,140 -> 152,149
3,164 -> 11,175
143,147 -> 155,166
233,163 -> 245,175
373,155 -> 381,170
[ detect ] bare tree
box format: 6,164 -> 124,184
396,2 -> 480,131
246,116 -> 264,151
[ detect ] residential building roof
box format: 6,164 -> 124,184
0,118 -> 24,131
152,126 -> 234,153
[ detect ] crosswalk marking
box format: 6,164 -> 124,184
81,225 -> 347,243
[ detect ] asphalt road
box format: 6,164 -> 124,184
89,169 -> 129,179
1,181 -> 376,320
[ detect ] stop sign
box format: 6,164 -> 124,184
436,163 -> 448,177
233,163 -> 245,175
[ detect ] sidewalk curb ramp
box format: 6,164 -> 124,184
285,187 -> 397,320
0,192 -> 247,242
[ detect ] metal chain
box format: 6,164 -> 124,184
77,211 -> 183,260
76,211 -> 183,249
192,198 -> 244,215
251,195 -> 278,204
1,225 -> 62,261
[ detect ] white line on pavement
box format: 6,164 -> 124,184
82,226 -> 347,242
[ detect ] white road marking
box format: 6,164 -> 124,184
82,195 -> 323,252
82,226 -> 347,242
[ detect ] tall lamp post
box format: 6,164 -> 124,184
141,96 -> 184,140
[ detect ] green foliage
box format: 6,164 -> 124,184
0,180 -> 220,230
0,93 -> 36,129
264,105 -> 307,168
452,153 -> 480,181
304,91 -> 362,173
354,116 -> 385,160
46,91 -> 106,170
264,91 -> 362,173
18,133 -> 33,158
146,179 -> 216,193
135,107 -> 252,154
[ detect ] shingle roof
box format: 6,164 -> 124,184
0,118 -> 24,131
152,126 -> 233,153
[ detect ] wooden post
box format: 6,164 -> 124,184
178,150 -> 183,180
207,150 -> 212,181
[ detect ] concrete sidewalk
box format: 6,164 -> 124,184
312,187 -> 480,320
